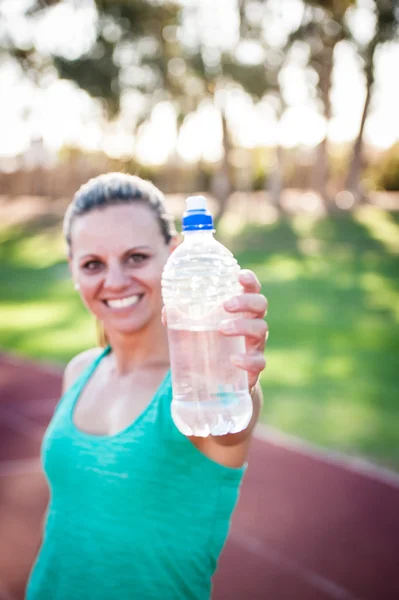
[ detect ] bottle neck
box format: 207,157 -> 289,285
182,229 -> 215,244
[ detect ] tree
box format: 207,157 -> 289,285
0,0 -> 183,153
286,0 -> 355,202
220,0 -> 284,207
182,0 -> 276,220
345,0 -> 399,201
1,0 -> 273,219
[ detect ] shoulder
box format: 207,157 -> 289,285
62,347 -> 104,394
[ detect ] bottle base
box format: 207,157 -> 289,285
171,394 -> 253,437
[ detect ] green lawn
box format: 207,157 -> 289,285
1,205 -> 398,470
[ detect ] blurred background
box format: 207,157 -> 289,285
0,0 -> 398,471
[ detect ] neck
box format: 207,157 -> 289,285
105,317 -> 170,376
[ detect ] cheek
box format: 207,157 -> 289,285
77,275 -> 102,304
151,268 -> 166,297
139,259 -> 166,288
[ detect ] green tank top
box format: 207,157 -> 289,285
26,347 -> 246,599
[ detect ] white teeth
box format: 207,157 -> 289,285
106,295 -> 140,309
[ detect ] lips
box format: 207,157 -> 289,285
103,294 -> 144,309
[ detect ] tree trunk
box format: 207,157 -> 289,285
268,143 -> 283,208
211,110 -> 233,225
311,136 -> 329,201
345,38 -> 377,202
311,42 -> 335,203
344,83 -> 372,199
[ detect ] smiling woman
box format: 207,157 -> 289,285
68,207 -> 173,338
26,172 -> 268,600
63,174 -> 178,345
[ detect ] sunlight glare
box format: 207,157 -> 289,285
328,41 -> 366,143
34,0 -> 97,59
177,102 -> 223,163
279,107 -> 326,147
345,2 -> 377,46
135,103 -> 177,165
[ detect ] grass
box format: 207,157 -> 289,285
1,205 -> 399,470
0,224 -> 97,362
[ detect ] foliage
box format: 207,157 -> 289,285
0,0 -> 398,204
368,144 -> 399,191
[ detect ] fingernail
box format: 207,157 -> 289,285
224,298 -> 239,310
220,320 -> 236,334
266,330 -> 269,341
241,272 -> 252,282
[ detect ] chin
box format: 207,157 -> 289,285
106,314 -> 156,335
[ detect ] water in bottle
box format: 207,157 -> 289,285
161,196 -> 253,437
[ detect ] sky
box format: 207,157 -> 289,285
0,0 -> 398,166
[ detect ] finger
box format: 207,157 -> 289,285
224,293 -> 268,317
219,318 -> 268,341
230,353 -> 267,374
239,270 -> 261,293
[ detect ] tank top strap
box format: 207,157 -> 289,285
52,346 -> 111,419
76,345 -> 111,390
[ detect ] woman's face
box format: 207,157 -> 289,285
69,203 -> 176,335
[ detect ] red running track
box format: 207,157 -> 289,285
1,353 -> 399,600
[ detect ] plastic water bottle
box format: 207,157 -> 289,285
161,196 -> 253,437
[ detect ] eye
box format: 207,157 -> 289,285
82,260 -> 103,272
126,253 -> 148,265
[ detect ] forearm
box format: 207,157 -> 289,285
249,380 -> 263,431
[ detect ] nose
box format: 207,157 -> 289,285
104,263 -> 129,291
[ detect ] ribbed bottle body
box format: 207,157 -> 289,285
162,232 -> 252,437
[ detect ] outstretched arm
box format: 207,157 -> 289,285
211,269 -> 268,446
189,270 -> 268,468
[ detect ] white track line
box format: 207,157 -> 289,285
0,458 -> 41,477
255,424 -> 399,490
232,531 -> 362,600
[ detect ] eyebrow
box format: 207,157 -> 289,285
78,246 -> 153,261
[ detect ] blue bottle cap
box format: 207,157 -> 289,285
182,196 -> 214,231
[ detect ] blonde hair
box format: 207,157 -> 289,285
64,172 -> 177,255
96,320 -> 108,348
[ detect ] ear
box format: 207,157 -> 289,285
168,234 -> 181,255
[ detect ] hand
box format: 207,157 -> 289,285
219,269 -> 268,391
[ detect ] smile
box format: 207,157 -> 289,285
104,295 -> 143,309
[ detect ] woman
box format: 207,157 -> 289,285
26,173 -> 268,600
